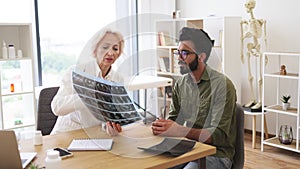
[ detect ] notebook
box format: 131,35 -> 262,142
138,137 -> 196,156
0,130 -> 37,169
67,138 -> 113,151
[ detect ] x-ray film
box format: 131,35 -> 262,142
72,69 -> 142,126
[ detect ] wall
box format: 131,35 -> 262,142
0,0 -> 33,23
136,0 -> 176,116
2,0 -> 299,134
177,0 -> 300,134
0,0 -> 38,86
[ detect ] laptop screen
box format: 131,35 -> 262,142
0,130 -> 36,169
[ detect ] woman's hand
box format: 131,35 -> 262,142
151,119 -> 184,137
106,121 -> 122,136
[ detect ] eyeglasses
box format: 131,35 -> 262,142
173,50 -> 198,60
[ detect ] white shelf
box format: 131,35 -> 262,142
264,73 -> 299,79
157,71 -> 181,77
1,91 -> 34,97
0,23 -> 36,130
263,137 -> 300,153
244,111 -> 263,116
0,57 -> 32,61
264,105 -> 298,116
155,16 -> 242,113
157,45 -> 178,49
261,52 -> 300,153
5,123 -> 35,130
264,51 -> 300,56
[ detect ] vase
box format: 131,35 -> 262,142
282,102 -> 290,110
279,125 -> 293,144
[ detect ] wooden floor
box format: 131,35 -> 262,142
244,132 -> 300,169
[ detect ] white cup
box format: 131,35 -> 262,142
34,130 -> 43,145
17,49 -> 23,58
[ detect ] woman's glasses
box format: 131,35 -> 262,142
173,50 -> 198,60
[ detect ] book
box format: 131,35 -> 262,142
162,57 -> 170,72
138,137 -> 196,156
158,56 -> 167,72
158,32 -> 166,46
67,138 -> 113,151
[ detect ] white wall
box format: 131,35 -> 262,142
177,0 -> 300,134
0,0 -> 33,23
2,0 -> 299,134
0,0 -> 38,85
177,0 -> 300,52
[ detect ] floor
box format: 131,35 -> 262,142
243,131 -> 300,169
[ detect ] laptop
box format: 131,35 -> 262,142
0,130 -> 37,169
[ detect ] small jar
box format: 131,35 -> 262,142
34,130 -> 43,145
10,83 -> 15,92
17,49 -> 23,58
8,44 -> 16,59
2,40 -> 8,59
45,150 -> 61,169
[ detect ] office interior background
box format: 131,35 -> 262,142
0,0 -> 300,140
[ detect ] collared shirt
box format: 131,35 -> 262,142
168,66 -> 237,160
50,61 -> 123,135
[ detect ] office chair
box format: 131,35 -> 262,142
231,103 -> 245,169
36,87 -> 59,135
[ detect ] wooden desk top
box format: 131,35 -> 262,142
20,122 -> 215,169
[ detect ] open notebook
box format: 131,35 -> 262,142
67,138 -> 113,151
0,130 -> 37,169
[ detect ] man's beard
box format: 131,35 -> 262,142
179,57 -> 198,74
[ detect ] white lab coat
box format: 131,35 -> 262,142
50,61 -> 123,135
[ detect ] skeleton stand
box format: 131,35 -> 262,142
241,0 -> 267,111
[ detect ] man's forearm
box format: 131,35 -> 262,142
180,126 -> 212,144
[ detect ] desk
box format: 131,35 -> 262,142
20,122 -> 215,169
244,111 -> 269,148
125,75 -> 173,121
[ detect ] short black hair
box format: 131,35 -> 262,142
179,27 -> 214,63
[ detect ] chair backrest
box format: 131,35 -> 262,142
231,103 -> 245,169
36,87 -> 59,135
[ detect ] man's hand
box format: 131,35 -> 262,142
106,121 -> 122,136
151,119 -> 185,137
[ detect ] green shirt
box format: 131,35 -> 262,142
168,66 -> 237,160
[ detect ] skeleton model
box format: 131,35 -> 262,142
240,0 -> 267,110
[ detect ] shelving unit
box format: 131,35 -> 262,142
155,17 -> 242,115
0,23 -> 36,130
261,52 -> 300,153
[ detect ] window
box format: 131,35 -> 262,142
36,0 -> 117,86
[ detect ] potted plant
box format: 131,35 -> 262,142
281,95 -> 291,110
29,163 -> 39,169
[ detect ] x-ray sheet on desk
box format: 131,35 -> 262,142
72,69 -> 142,126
